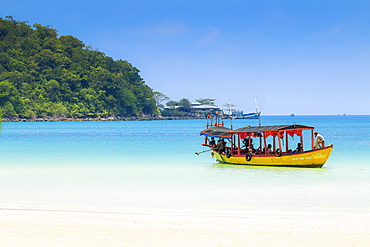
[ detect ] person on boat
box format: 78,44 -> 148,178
243,138 -> 253,150
266,144 -> 273,155
209,137 -> 216,147
242,138 -> 248,149
314,132 -> 325,149
216,139 -> 226,154
292,143 -> 303,153
248,143 -> 257,154
254,146 -> 263,154
296,142 -> 303,152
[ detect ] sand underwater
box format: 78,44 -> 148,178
0,116 -> 369,246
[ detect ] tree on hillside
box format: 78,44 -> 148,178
178,98 -> 191,107
195,98 -> 216,106
165,100 -> 177,108
153,91 -> 169,110
0,17 -> 157,119
178,98 -> 191,112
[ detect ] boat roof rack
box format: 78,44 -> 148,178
200,126 -> 232,139
231,124 -> 314,133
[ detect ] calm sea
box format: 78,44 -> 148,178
0,115 -> 369,217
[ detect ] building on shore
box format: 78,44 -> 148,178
163,103 -> 221,118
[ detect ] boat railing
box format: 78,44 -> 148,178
205,121 -> 224,128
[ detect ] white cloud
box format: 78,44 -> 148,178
196,27 -> 221,46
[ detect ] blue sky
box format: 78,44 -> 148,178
1,0 -> 370,114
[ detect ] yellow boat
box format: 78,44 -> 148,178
200,123 -> 333,168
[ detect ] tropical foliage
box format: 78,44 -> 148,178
0,16 -> 156,119
195,98 -> 216,106
161,98 -> 192,117
153,91 -> 169,111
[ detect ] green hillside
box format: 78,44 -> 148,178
0,16 -> 156,119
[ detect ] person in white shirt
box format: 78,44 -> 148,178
314,132 -> 325,149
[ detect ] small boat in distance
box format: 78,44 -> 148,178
223,97 -> 261,120
200,120 -> 333,168
225,110 -> 261,119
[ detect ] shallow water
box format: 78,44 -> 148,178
0,116 -> 369,217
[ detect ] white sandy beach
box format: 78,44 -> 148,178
1,209 -> 369,247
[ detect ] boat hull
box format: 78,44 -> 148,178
213,145 -> 333,168
225,112 -> 261,119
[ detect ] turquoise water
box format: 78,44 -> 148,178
0,116 -> 369,217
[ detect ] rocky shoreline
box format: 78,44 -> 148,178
2,115 -> 204,122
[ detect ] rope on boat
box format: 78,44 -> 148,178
333,148 -> 350,168
195,149 -> 211,155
